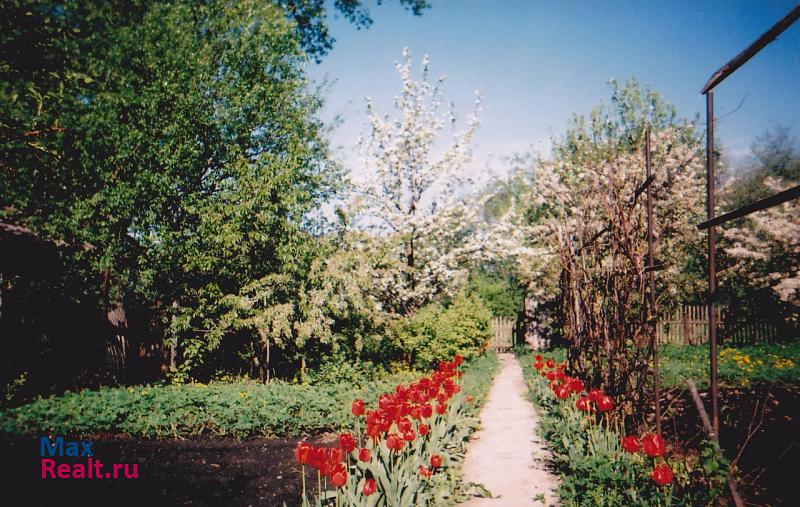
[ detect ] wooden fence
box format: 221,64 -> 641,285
490,316 -> 516,351
657,304 -> 781,345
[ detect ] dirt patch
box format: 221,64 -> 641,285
0,433 -> 335,507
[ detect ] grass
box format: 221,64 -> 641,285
0,353 -> 498,440
527,341 -> 799,390
659,341 -> 800,389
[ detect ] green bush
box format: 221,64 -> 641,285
467,269 -> 524,318
387,292 -> 493,370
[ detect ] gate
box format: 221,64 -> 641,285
490,316 -> 515,351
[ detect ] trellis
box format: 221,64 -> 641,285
694,5 -> 800,506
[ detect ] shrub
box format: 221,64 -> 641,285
387,292 -> 492,370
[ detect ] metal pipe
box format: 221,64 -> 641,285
706,92 -> 720,438
697,184 -> 800,230
687,379 -> 745,507
645,127 -> 661,436
702,4 -> 800,94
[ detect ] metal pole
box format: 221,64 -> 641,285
706,92 -> 719,438
645,127 -> 662,436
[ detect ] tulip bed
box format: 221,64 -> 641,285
292,353 -> 498,506
519,351 -> 729,507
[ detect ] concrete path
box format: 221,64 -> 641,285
462,353 -> 560,507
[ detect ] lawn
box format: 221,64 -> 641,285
658,341 -> 800,389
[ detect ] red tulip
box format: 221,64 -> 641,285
597,395 -> 613,412
419,465 -> 432,478
534,361 -> 544,370
555,385 -> 570,400
386,433 -> 404,452
310,447 -> 326,469
398,418 -> 412,433
403,430 -> 416,441
430,454 -> 442,468
568,378 -> 584,394
351,399 -> 365,417
642,434 -> 666,457
435,403 -> 447,415
575,396 -> 590,411
546,371 -> 556,381
330,463 -> 348,487
358,448 -> 371,462
328,447 -> 344,464
294,441 -> 312,465
546,359 -> 555,369
535,354 -> 543,361
651,463 -> 673,485
454,354 -> 464,366
363,478 -> 377,496
621,436 -> 640,453
421,404 -> 433,418
419,423 -> 430,436
339,432 -> 356,453
588,388 -> 603,403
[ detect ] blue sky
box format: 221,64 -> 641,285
308,0 -> 800,180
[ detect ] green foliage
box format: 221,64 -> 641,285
724,125 -> 800,211
303,356 -> 391,387
385,292 -> 493,370
467,268 -> 523,317
556,79 -> 699,164
1,0 -> 350,381
0,353 -> 497,442
277,0 -> 429,59
0,374 -> 413,439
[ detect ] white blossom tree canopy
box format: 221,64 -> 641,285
352,48 -> 482,313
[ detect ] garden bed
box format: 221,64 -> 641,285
520,344 -> 799,506
0,433 -> 323,506
0,353 -> 499,505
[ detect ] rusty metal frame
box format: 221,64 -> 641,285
699,5 -> 800,505
700,1 -> 800,439
644,128 -> 662,437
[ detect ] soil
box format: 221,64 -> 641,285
660,384 -> 800,506
0,432 -> 337,507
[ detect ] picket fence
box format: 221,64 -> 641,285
656,304 -> 780,345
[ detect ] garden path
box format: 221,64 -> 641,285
462,353 -> 560,507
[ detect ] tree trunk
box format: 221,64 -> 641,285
257,328 -> 270,383
169,301 -> 178,373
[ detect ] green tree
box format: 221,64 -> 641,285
1,0 -> 340,381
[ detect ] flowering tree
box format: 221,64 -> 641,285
721,176 -> 799,317
353,48 -> 482,313
507,82 -> 707,407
